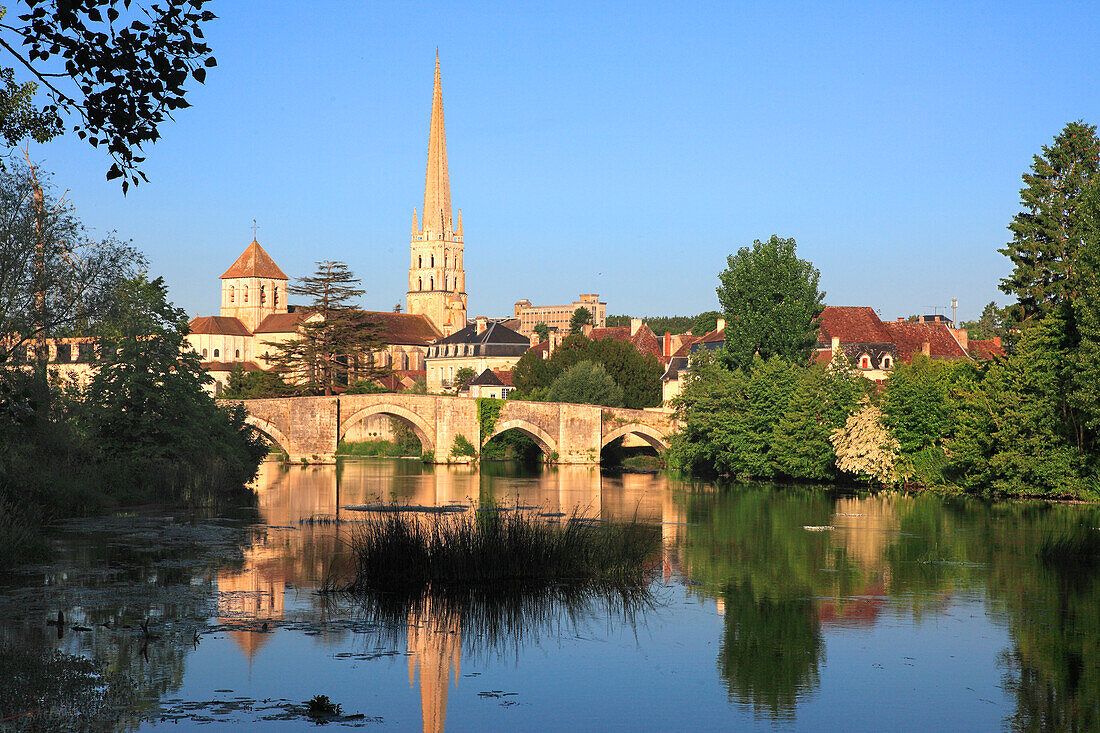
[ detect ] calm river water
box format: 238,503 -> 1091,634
2,459 -> 1100,731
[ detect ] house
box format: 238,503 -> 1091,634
584,318 -> 664,360
466,368 -> 514,399
424,317 -> 530,391
660,320 -> 725,404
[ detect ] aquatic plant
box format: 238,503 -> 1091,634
340,505 -> 661,591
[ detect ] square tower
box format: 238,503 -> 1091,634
220,239 -> 289,333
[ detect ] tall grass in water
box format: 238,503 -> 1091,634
342,507 -> 660,590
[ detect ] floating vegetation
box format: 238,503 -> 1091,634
341,504 -> 468,514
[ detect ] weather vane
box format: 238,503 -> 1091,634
252,219 -> 260,240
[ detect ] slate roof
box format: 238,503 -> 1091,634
469,369 -> 505,387
188,316 -> 251,336
220,240 -> 289,280
438,320 -> 529,346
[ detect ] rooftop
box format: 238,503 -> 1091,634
220,240 -> 289,281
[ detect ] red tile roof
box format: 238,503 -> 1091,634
360,311 -> 442,346
968,338 -> 1005,360
220,240 -> 288,280
881,321 -> 969,361
818,306 -> 893,344
254,312 -> 308,333
188,316 -> 251,336
588,324 -> 664,359
200,360 -> 263,372
492,369 -> 514,387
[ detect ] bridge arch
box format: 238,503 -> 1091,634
601,423 -> 669,452
339,403 -> 435,453
245,415 -> 294,456
488,419 -> 558,458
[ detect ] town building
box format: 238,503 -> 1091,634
466,368 -> 514,399
187,238 -> 442,395
585,318 -> 663,360
424,317 -> 530,391
660,320 -> 725,404
513,294 -> 606,337
406,53 -> 467,337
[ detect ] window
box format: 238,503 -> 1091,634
430,254 -> 435,267
235,349 -> 240,359
202,348 -> 208,358
214,349 -> 220,358
229,287 -> 235,303
418,255 -> 422,268
243,289 -> 248,303
273,287 -> 279,306
882,356 -> 893,370
430,276 -> 434,289
260,285 -> 266,303
418,277 -> 423,291
859,354 -> 871,369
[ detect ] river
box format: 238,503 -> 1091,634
2,458 -> 1099,731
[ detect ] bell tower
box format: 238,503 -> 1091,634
407,53 -> 467,336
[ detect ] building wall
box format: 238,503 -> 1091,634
513,294 -> 606,336
406,233 -> 467,336
426,354 -> 522,392
187,333 -> 255,363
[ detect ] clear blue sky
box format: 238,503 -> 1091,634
18,1 -> 1100,322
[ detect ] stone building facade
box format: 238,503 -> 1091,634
424,317 -> 530,392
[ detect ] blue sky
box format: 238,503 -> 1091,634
17,1 -> 1100,322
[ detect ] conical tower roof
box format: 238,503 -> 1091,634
422,52 -> 452,238
220,240 -> 289,280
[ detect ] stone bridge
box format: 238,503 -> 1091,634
219,394 -> 676,464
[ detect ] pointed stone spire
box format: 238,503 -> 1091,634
422,51 -> 451,239
455,208 -> 463,237
411,208 -> 419,236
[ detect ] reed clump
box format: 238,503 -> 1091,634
342,506 -> 660,591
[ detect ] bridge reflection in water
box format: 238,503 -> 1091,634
215,460 -> 685,733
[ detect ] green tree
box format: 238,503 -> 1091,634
83,275 -> 266,498
881,355 -> 960,454
716,235 -> 825,372
569,306 -> 593,334
0,0 -> 217,189
1000,121 -> 1100,326
511,333 -> 662,408
453,366 -> 476,391
545,360 -> 623,407
692,310 -> 722,335
263,261 -> 384,396
533,322 -> 550,342
222,366 -> 291,399
958,301 -> 1009,342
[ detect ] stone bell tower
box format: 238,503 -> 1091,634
406,52 -> 467,337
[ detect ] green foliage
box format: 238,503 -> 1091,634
453,366 -> 477,391
450,433 -> 477,458
222,366 -> 292,399
605,311 -> 721,336
344,379 -> 391,395
1000,121 -> 1100,325
263,261 -> 385,396
533,322 -> 550,342
546,360 -> 624,408
881,355 -> 963,454
512,334 -> 662,408
337,418 -> 421,457
959,301 -> 1010,342
476,397 -> 504,444
569,306 -> 594,334
0,1 -> 217,189
716,235 -> 825,372
82,276 -> 268,501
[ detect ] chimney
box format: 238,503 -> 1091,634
529,333 -> 540,347
476,316 -> 487,335
663,331 -> 672,358
583,323 -> 593,337
922,340 -> 931,357
831,336 -> 840,352
919,315 -> 925,323
950,327 -> 968,351
716,318 -> 726,332
630,318 -> 643,336
897,317 -> 904,322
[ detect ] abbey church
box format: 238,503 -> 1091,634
187,55 -> 471,393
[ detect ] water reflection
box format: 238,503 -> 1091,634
4,461 -> 1100,729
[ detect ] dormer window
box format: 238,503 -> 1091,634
882,356 -> 893,370
859,354 -> 871,369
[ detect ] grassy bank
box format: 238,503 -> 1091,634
340,506 -> 661,591
336,438 -> 421,457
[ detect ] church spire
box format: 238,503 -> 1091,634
422,51 -> 452,239
411,208 -> 419,236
